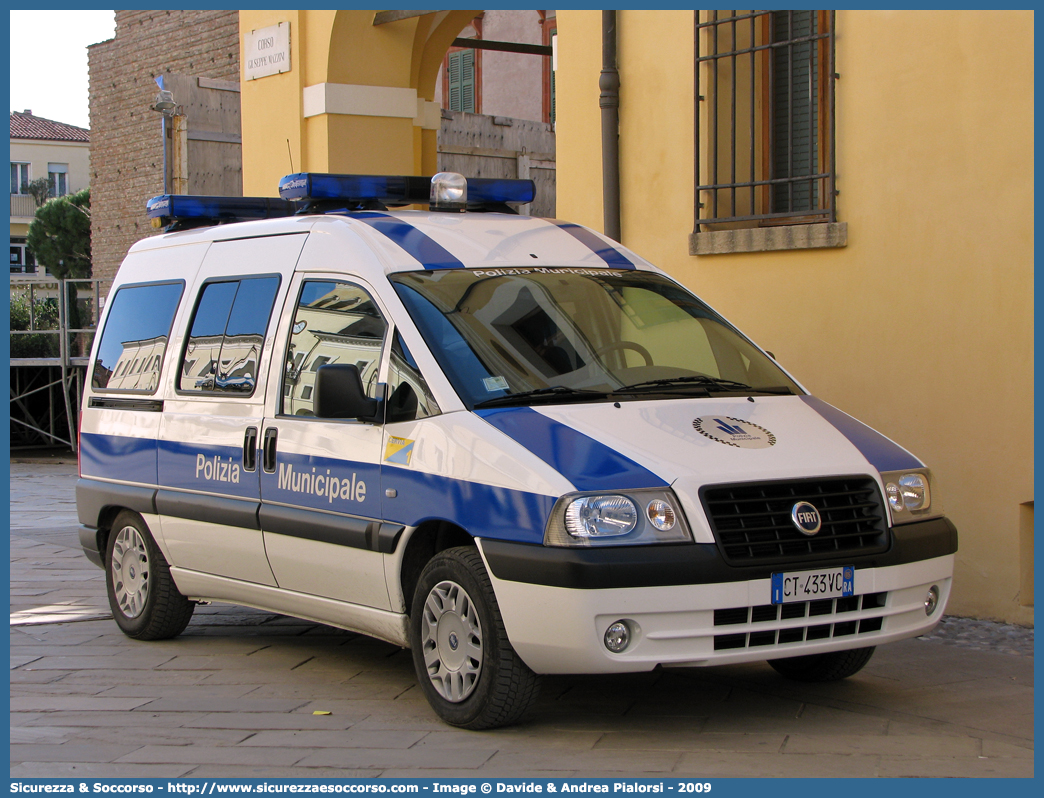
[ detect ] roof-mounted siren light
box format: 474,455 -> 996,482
430,172 -> 537,213
430,172 -> 468,213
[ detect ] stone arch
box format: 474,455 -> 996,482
240,10 -> 478,195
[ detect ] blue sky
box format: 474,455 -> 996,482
9,10 -> 116,129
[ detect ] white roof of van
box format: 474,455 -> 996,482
130,211 -> 660,276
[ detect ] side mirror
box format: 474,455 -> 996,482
765,350 -> 777,361
314,364 -> 380,422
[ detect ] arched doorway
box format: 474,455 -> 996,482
239,10 -> 479,196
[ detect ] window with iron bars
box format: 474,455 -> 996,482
694,10 -> 836,233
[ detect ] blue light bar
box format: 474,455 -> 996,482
146,195 -> 296,224
278,172 -> 535,208
466,177 -> 535,205
279,173 -> 429,205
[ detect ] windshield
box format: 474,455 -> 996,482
390,268 -> 801,409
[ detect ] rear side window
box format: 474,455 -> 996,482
92,282 -> 184,392
179,276 -> 280,396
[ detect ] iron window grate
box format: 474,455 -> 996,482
694,10 -> 837,230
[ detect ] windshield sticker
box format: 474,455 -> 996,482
693,416 -> 777,449
471,267 -> 624,278
384,436 -> 415,466
483,375 -> 510,392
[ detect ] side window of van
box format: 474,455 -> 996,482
282,280 -> 387,417
386,330 -> 440,423
179,276 -> 280,396
92,282 -> 184,393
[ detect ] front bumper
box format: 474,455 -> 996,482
479,516 -> 956,675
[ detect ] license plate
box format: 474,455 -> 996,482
771,566 -> 854,604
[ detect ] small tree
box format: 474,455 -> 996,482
26,188 -> 93,355
27,188 -> 91,280
22,176 -> 53,208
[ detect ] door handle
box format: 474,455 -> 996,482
243,427 -> 258,472
262,427 -> 278,473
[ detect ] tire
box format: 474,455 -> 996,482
105,511 -> 194,640
409,546 -> 540,729
768,646 -> 875,682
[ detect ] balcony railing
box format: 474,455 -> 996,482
9,194 -> 38,219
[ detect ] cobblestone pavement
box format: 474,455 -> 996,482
9,462 -> 1034,779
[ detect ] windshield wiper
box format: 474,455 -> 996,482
614,375 -> 793,395
473,385 -> 609,409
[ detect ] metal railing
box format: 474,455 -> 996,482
10,277 -> 104,450
9,194 -> 37,218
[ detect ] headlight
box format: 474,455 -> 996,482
545,489 -> 692,547
880,468 -> 939,524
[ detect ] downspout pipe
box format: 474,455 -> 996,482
600,10 -> 621,242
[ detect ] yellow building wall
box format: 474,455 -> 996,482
239,10 -> 477,196
557,10 -> 1034,624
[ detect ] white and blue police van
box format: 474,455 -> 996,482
77,172 -> 957,729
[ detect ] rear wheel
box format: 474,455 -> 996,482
769,646 -> 875,682
105,511 -> 194,640
409,547 -> 539,729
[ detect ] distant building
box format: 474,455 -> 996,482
87,10 -> 241,287
9,111 -> 90,275
436,10 -> 556,125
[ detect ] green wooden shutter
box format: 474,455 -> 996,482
448,49 -> 476,113
771,10 -> 819,213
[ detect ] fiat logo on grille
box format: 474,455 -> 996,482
791,501 -> 822,536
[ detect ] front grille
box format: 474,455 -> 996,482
701,476 -> 889,565
712,591 -> 887,651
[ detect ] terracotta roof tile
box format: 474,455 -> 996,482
10,111 -> 90,142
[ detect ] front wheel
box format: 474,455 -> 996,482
768,646 -> 875,682
105,511 -> 194,640
409,547 -> 540,729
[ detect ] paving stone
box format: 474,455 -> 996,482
186,712 -> 365,731
981,739 -> 1035,758
184,767 -> 383,778
10,696 -> 155,712
675,752 -> 882,778
295,747 -> 496,770
114,745 -> 306,766
415,728 -> 603,751
9,727 -> 74,744
783,733 -> 981,757
10,762 -> 196,778
22,711 -> 211,728
133,697 -> 311,713
98,684 -> 263,699
485,749 -> 682,773
35,725 -> 257,748
21,654 -> 177,670
596,732 -> 785,753
239,729 -> 428,748
878,755 -> 1034,778
10,743 -> 144,763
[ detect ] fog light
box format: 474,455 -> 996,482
924,585 -> 940,616
604,621 -> 630,653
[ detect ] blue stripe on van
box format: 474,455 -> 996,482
353,212 -> 464,270
547,221 -> 636,269
382,466 -> 556,545
80,432 -> 158,485
476,406 -> 668,492
800,395 -> 923,472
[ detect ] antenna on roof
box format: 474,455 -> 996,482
286,139 -> 294,174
